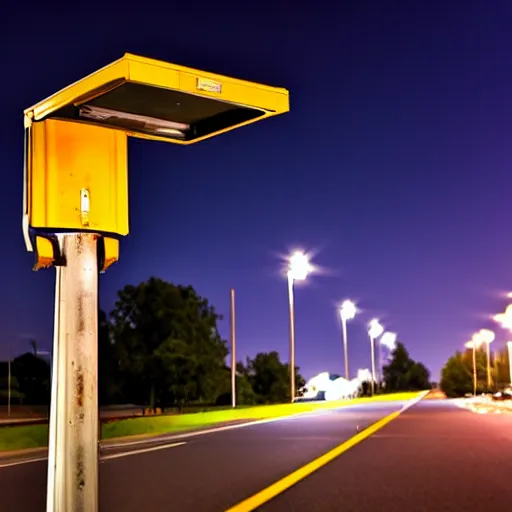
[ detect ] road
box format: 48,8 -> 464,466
1,397 -> 511,511
260,400 -> 512,511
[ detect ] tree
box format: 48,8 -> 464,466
234,361 -> 258,405
440,352 -> 471,397
110,278 -> 228,409
236,373 -> 258,405
408,361 -> 431,390
494,348 -> 511,389
360,381 -> 370,396
440,347 -> 487,397
11,353 -> 50,404
98,309 -> 125,405
383,342 -> 413,391
213,364 -> 258,406
242,351 -> 305,404
0,375 -> 23,404
383,342 -> 430,392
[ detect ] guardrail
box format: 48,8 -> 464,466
0,408 -> 152,428
0,405 -> 221,428
0,417 -> 49,427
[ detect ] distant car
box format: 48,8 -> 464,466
492,388 -> 512,401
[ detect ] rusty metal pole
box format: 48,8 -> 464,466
46,233 -> 99,512
47,265 -> 62,511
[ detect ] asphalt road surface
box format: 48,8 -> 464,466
261,400 -> 512,512
1,398 -> 510,511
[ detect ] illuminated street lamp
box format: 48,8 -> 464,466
493,305 -> 512,330
380,331 -> 397,351
339,300 -> 356,380
287,251 -> 311,402
368,319 -> 384,394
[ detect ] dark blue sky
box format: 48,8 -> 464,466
2,0 -> 512,380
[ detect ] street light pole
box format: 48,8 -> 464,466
486,341 -> 491,390
286,251 -> 311,403
469,329 -> 494,393
493,308 -> 512,386
287,272 -> 296,403
368,319 -> 384,396
507,342 -> 512,386
339,300 -> 356,381
7,346 -> 11,418
369,335 -> 376,395
479,330 -> 495,391
472,341 -> 477,396
378,342 -> 383,384
341,316 -> 348,380
230,288 -> 236,409
465,337 -> 479,396
46,233 -> 99,512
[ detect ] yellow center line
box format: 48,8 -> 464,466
225,410 -> 401,512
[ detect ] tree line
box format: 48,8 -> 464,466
98,278 -> 310,409
0,351 -> 51,405
382,342 -> 430,392
440,345 -> 511,397
1,277 -> 431,408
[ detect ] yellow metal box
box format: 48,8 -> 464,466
25,118 -> 128,240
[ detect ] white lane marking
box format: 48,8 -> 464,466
102,441 -> 186,461
0,410 -> 331,469
0,412 -> 323,469
104,410 -> 337,450
0,456 -> 47,469
103,404 -> 378,450
0,443 -> 187,469
398,390 -> 430,413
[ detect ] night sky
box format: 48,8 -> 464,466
2,1 -> 512,381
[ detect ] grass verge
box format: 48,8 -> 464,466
0,391 -> 421,452
0,424 -> 49,452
